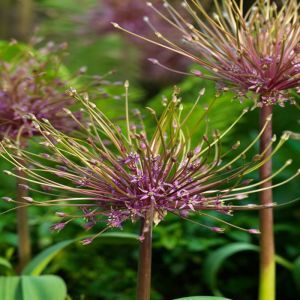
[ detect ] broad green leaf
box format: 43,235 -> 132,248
0,40 -> 30,61
0,257 -> 12,270
0,275 -> 66,300
293,256 -> 300,291
0,276 -> 20,299
22,240 -> 75,276
203,243 -> 293,296
174,297 -> 230,300
23,232 -> 138,275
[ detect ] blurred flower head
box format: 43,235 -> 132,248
1,84 -> 297,242
114,0 -> 300,105
0,41 -> 82,141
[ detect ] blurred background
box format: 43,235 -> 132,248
0,1 -> 299,299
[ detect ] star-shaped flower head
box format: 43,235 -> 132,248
113,0 -> 300,106
1,83 -> 298,243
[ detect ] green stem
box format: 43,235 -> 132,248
16,168 -> 31,273
136,218 -> 152,300
258,104 -> 275,300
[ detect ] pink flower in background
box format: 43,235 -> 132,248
0,42 -> 81,139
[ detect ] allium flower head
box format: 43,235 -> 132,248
1,83 -> 298,242
113,0 -> 300,105
0,41 -> 81,140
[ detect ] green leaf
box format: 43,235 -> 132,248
173,297 -> 230,300
22,240 -> 74,276
0,40 -> 30,61
0,257 -> 12,270
0,275 -> 67,300
293,256 -> 300,291
100,232 -> 139,241
203,243 -> 259,296
203,243 -> 293,296
23,232 -> 138,275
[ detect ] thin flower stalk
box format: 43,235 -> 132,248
0,84 -> 298,299
259,104 -> 274,300
15,164 -> 31,272
137,213 -> 153,300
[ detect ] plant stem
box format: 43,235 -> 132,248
258,104 -> 275,300
136,218 -> 152,300
0,0 -> 33,41
0,0 -> 11,39
16,168 -> 31,272
17,0 -> 33,41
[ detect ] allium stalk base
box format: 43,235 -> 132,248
137,217 -> 152,300
259,105 -> 275,300
16,168 -> 31,272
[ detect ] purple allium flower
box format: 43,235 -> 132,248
1,84 -> 298,242
114,0 -> 300,105
86,0 -> 192,86
0,41 -> 81,140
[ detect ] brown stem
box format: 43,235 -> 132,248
16,168 -> 31,273
136,218 -> 152,300
0,0 -> 11,39
17,0 -> 33,41
0,0 -> 33,41
259,105 -> 275,300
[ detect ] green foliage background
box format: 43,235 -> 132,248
0,0 -> 299,299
